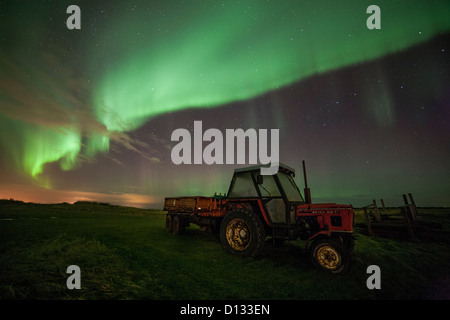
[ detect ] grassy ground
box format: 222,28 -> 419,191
0,200 -> 449,300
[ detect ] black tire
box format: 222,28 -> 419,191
165,214 -> 173,233
172,215 -> 185,235
309,238 -> 351,274
340,235 -> 355,253
220,210 -> 266,258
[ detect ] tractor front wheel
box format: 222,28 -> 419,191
309,238 -> 351,274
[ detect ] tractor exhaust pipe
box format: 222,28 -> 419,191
302,160 -> 312,204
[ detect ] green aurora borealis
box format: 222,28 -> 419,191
0,0 -> 449,207
92,0 -> 449,131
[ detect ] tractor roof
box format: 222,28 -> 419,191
233,162 -> 296,176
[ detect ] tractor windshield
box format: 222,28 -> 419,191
277,172 -> 304,202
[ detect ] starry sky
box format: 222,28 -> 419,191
0,0 -> 449,208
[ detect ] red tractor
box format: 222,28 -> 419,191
164,161 -> 354,274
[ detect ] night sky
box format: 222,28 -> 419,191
0,0 -> 449,208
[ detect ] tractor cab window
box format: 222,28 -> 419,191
278,173 -> 304,202
255,174 -> 281,197
228,172 -> 258,197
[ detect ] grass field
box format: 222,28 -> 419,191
1,200 -> 449,300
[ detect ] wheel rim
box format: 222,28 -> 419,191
226,218 -> 251,251
316,245 -> 341,270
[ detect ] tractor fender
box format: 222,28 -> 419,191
305,231 -> 354,253
304,231 -> 332,251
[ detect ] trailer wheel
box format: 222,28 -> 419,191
220,210 -> 265,258
309,238 -> 350,274
172,215 -> 185,235
165,214 -> 173,233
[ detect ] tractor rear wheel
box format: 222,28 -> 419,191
309,238 -> 351,274
220,210 -> 266,258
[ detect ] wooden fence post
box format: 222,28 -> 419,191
402,194 -> 412,221
400,206 -> 415,239
408,193 -> 420,222
372,199 -> 381,222
380,198 -> 389,219
364,206 -> 374,236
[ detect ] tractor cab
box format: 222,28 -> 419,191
227,163 -> 304,226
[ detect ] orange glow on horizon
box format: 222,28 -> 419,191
0,184 -> 162,209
